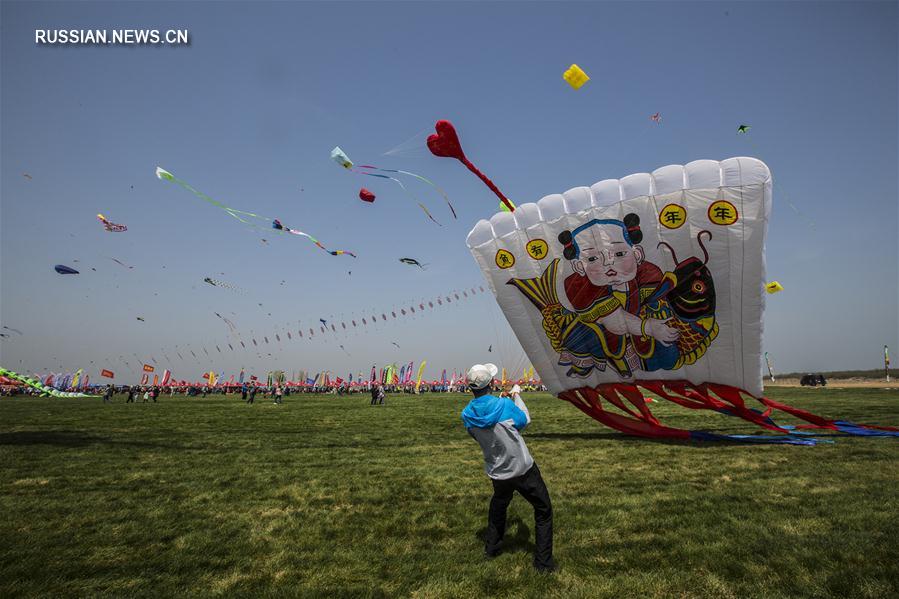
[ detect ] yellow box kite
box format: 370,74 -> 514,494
563,64 -> 589,90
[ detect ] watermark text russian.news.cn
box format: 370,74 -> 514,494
35,29 -> 190,45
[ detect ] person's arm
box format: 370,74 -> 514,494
508,385 -> 531,429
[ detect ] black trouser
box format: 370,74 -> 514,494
485,463 -> 553,569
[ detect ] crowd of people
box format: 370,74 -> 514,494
2,380 -> 547,401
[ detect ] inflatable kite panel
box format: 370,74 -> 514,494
467,157 -> 898,443
468,157 -> 771,396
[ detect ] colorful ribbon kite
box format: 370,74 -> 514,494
356,164 -> 456,219
156,167 -> 355,257
272,219 -> 356,257
330,147 -> 447,225
0,366 -> 94,397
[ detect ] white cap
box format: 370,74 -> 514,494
467,363 -> 498,390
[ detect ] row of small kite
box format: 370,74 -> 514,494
209,285 -> 489,341
87,284 -> 490,371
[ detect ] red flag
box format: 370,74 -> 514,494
101,369 -> 115,379
202,372 -> 210,379
142,364 -> 155,373
140,374 -> 149,385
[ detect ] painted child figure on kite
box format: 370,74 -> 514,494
509,215 -> 718,380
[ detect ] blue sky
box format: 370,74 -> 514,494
1,1 -> 896,383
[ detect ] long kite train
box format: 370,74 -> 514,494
156,167 -> 355,258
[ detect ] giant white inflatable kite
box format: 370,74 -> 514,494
425,119 -> 898,444
468,157 -> 769,398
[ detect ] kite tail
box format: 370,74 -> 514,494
417,202 -> 441,226
354,169 -> 440,225
281,229 -> 356,258
399,170 -> 457,219
162,171 -> 228,210
358,166 -> 457,219
459,156 -> 515,213
559,386 -> 816,445
157,167 -> 269,225
755,394 -> 899,437
391,177 -> 440,226
558,381 -> 899,444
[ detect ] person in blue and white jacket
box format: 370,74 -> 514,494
461,363 -> 555,572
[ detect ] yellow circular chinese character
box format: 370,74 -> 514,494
707,200 -> 738,225
526,239 -> 548,260
659,204 -> 687,230
495,249 -> 515,269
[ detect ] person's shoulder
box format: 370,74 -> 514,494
461,396 -> 480,412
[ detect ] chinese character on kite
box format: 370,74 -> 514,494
428,120 -> 898,445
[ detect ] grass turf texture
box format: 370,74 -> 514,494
1,388 -> 897,598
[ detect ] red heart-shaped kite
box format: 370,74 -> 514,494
427,119 -> 514,212
427,120 -> 466,161
359,188 -> 376,203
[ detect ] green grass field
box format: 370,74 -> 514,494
2,388 -> 897,598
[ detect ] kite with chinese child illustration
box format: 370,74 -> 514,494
465,157 -> 898,444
